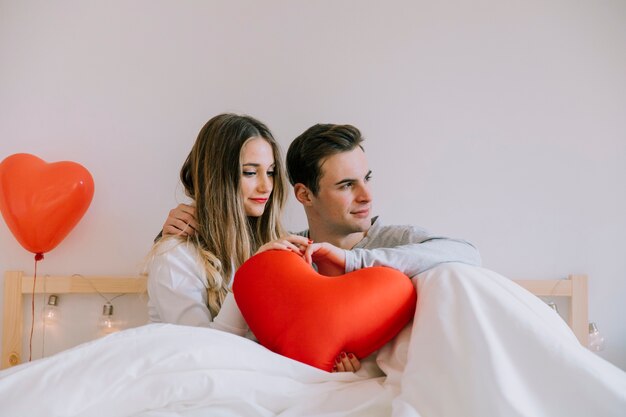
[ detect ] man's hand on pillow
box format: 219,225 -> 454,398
304,242 -> 346,276
333,351 -> 361,373
162,203 -> 197,237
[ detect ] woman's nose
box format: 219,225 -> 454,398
258,175 -> 272,192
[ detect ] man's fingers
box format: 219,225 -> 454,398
176,203 -> 196,216
163,224 -> 190,237
162,217 -> 197,237
169,210 -> 194,225
186,218 -> 198,232
304,245 -> 315,264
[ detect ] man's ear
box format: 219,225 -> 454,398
293,183 -> 314,206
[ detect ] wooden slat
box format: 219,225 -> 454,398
2,271 -> 24,369
20,276 -> 147,294
513,279 -> 572,296
569,274 -> 589,346
514,275 -> 589,346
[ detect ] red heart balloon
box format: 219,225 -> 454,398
0,153 -> 94,257
233,250 -> 417,372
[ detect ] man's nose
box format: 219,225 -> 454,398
356,182 -> 372,202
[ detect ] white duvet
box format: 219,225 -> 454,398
1,263 -> 625,417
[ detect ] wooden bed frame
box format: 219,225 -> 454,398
1,271 -> 588,370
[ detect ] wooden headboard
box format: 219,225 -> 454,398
1,271 -> 588,370
2,271 -> 147,369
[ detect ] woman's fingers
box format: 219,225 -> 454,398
332,352 -> 360,373
256,235 -> 313,256
347,352 -> 361,371
272,240 -> 302,254
333,354 -> 345,372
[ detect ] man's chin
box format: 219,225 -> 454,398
352,217 -> 372,232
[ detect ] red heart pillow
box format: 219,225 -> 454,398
233,250 -> 417,371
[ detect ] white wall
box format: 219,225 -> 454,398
1,0 -> 624,368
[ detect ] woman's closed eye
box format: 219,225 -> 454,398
243,171 -> 274,177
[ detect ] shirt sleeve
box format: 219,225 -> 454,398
209,292 -> 249,337
344,228 -> 482,278
147,240 -> 213,327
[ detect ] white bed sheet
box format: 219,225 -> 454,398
1,263 -> 625,417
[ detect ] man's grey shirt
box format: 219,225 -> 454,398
298,216 -> 481,278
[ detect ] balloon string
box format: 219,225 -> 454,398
29,253 -> 43,362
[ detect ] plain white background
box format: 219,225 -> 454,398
1,0 -> 624,369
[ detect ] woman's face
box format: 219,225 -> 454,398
240,137 -> 275,217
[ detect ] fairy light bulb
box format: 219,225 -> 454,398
588,322 -> 605,352
98,303 -> 119,335
546,301 -> 559,313
44,295 -> 60,323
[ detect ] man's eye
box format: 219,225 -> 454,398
341,183 -> 353,189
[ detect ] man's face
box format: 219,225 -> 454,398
309,147 -> 373,235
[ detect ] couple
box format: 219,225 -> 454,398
146,113 -> 481,372
2,113 -> 622,417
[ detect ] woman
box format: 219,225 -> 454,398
147,114 -> 308,331
149,114 -> 360,373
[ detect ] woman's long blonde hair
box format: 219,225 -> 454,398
170,114 -> 286,316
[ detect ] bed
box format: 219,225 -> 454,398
1,263 -> 624,417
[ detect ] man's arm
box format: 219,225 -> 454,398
304,222 -> 481,278
345,237 -> 481,278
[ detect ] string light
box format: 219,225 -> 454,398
588,322 -> 606,352
26,272 -> 130,361
98,302 -> 120,335
545,300 -> 559,314
44,294 -> 61,323
71,274 -> 125,335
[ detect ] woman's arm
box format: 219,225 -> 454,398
147,239 -> 213,326
209,293 -> 249,336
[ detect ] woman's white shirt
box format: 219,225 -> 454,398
147,239 -> 212,327
147,238 -> 249,337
